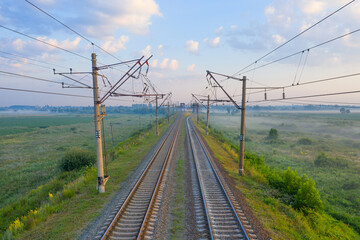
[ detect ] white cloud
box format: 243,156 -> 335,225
185,40 -> 199,54
265,6 -> 275,15
82,0 -> 162,37
300,0 -> 326,15
272,34 -> 286,44
215,26 -> 223,33
230,25 -> 237,30
141,45 -> 151,58
12,39 -> 26,51
157,44 -> 163,56
169,59 -> 179,71
159,58 -> 169,69
204,37 -> 220,47
151,59 -> 158,68
187,64 -> 195,72
101,36 -> 129,53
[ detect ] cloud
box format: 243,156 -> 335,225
300,0 -> 326,15
152,58 -> 178,71
157,44 -> 163,56
101,36 -> 129,53
272,34 -> 286,44
169,59 -> 179,71
185,40 -> 199,54
215,26 -> 223,33
159,58 -> 169,69
141,45 -> 151,57
204,37 -> 220,47
151,59 -> 158,67
187,64 -> 195,72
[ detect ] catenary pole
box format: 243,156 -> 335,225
206,95 -> 210,135
92,53 -> 105,193
156,95 -> 159,136
239,76 -> 247,176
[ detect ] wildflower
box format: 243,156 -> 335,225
49,192 -> 53,199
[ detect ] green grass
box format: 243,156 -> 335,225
169,118 -> 186,239
205,111 -> 360,234
1,115 -> 173,239
194,116 -> 360,239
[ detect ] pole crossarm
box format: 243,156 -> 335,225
206,71 -> 242,110
159,92 -> 172,107
207,70 -> 244,81
99,55 -> 152,104
199,98 -> 231,103
112,93 -> 165,98
96,58 -> 140,70
191,93 -> 207,108
53,69 -> 92,88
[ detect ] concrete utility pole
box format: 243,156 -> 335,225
196,103 -> 199,123
173,104 -> 175,120
239,76 -> 247,176
167,102 -> 170,123
206,95 -> 210,135
92,53 -> 105,193
156,95 -> 159,136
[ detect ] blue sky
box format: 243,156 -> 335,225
1,0 -> 360,106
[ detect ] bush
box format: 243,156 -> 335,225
294,176 -> 323,210
60,148 -> 96,171
267,128 -> 278,140
297,137 -> 313,145
314,152 -> 349,168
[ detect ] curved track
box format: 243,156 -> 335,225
186,117 -> 250,240
101,118 -> 181,240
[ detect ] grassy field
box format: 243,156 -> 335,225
204,111 -> 360,234
0,113 -> 155,209
0,112 -> 172,238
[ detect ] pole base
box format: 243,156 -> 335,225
238,169 -> 244,176
97,184 -> 105,193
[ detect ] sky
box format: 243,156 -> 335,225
1,0 -> 360,107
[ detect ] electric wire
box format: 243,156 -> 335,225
248,90 -> 360,104
0,54 -> 56,70
0,24 -> 90,61
233,0 -> 356,75
25,0 -> 125,64
0,70 -> 67,85
238,28 -> 360,76
0,50 -> 69,69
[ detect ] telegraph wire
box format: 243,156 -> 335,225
25,0 -> 125,63
0,24 -> 90,61
0,70 -> 67,85
233,0 -> 356,76
0,54 -> 57,70
238,28 -> 360,76
0,50 -> 69,69
248,90 -> 360,104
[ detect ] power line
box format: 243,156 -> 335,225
0,50 -> 69,69
25,0 -> 124,63
238,28 -> 360,75
248,90 -> 360,104
0,24 -> 90,61
0,70 -> 65,85
0,86 -> 145,103
0,54 -> 55,70
234,0 -> 356,75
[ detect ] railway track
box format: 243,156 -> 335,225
100,117 -> 181,240
186,117 -> 252,240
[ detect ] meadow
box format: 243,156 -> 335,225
205,110 -> 360,234
0,113 -> 155,209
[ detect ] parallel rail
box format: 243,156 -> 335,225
186,117 -> 249,240
101,118 -> 181,240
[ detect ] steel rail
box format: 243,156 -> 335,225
100,119 -> 179,240
137,118 -> 181,239
186,117 -> 249,239
185,117 -> 214,239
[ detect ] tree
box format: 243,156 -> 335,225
340,107 -> 345,114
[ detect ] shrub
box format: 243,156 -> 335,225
294,177 -> 323,210
60,148 -> 96,171
314,152 -> 349,168
267,128 -> 278,140
297,137 -> 313,145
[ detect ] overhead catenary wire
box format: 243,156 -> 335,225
25,0 -> 125,64
0,70 -> 69,85
0,24 -> 90,61
238,28 -> 360,76
233,0 -> 356,76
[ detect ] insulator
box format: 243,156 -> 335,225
282,88 -> 285,99
264,92 -> 267,101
